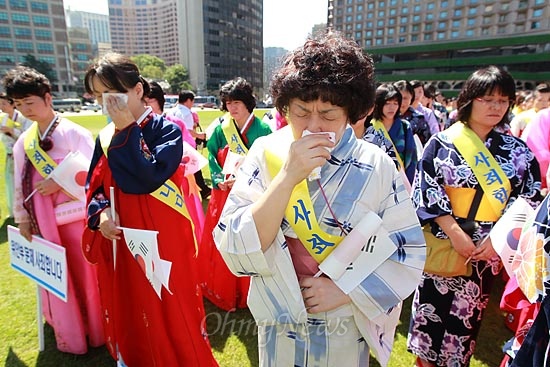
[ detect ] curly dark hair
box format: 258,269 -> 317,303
219,77 -> 256,113
3,65 -> 51,99
372,83 -> 402,121
270,32 -> 376,124
84,52 -> 150,99
456,65 -> 516,128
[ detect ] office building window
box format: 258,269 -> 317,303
9,0 -> 26,9
0,39 -> 13,49
437,32 -> 445,39
376,38 -> 383,45
390,8 -> 396,15
468,7 -> 477,15
16,41 -> 33,52
440,10 -> 448,18
411,34 -> 418,41
454,9 -> 462,16
378,10 -> 385,17
426,13 -> 434,20
452,20 -> 460,27
425,23 -> 433,31
377,19 -> 384,26
441,0 -> 448,7
413,15 -> 420,21
438,21 -> 446,29
451,30 -> 459,38
377,29 -> 384,36
424,34 -> 432,41
466,29 -> 474,36
533,9 -> 543,17
388,18 -> 396,25
14,27 -> 31,37
413,5 -> 421,12
467,18 -> 475,26
32,15 -> 50,26
531,21 -> 541,29
31,2 -> 48,12
427,2 -> 435,9
11,13 -> 29,23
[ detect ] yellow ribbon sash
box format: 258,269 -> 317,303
371,119 -> 404,170
0,112 -> 18,129
264,145 -> 343,263
221,113 -> 249,156
444,121 -> 511,217
23,122 -> 57,178
99,124 -> 197,248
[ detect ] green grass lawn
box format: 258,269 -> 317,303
0,111 -> 513,366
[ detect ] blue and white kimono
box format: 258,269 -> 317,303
214,126 -> 426,367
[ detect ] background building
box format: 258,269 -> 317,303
108,0 -> 263,96
65,8 -> 111,56
0,0 -> 73,95
263,46 -> 287,97
328,0 -> 550,95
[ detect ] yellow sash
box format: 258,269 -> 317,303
444,122 -> 511,217
0,112 -> 18,129
265,145 -> 343,263
221,113 -> 249,156
98,125 -> 197,248
371,119 -> 404,170
23,122 -> 57,178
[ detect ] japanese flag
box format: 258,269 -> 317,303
181,141 -> 208,176
50,151 -> 90,201
222,150 -> 244,176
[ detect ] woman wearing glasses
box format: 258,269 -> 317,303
407,66 -> 543,367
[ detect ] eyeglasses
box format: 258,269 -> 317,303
474,97 -> 511,108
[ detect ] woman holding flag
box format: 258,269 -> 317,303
407,66 -> 543,367
81,53 -> 218,367
7,66 -> 104,354
198,77 -> 272,311
213,33 -> 426,366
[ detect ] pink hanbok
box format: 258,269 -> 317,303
165,114 -> 205,239
13,117 -> 104,354
524,108 -> 550,189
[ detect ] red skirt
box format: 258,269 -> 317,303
198,188 -> 250,311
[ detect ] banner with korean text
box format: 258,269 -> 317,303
8,225 -> 67,302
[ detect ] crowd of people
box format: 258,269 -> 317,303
2,32 -> 550,367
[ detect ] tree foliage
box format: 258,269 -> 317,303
21,54 -> 57,83
131,54 -> 166,79
164,64 -> 193,93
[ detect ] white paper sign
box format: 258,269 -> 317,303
8,225 -> 68,302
